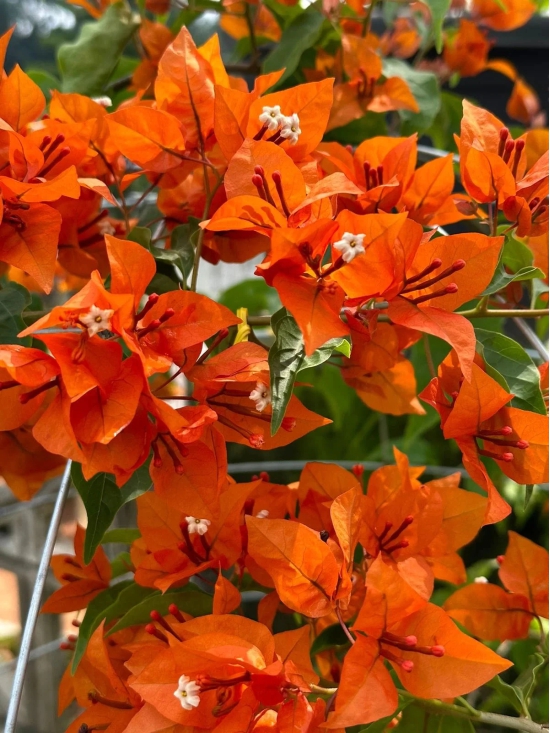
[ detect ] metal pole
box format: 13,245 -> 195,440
4,460 -> 72,733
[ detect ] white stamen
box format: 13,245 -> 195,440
185,516 -> 211,536
333,232 -> 366,263
279,113 -> 301,145
80,305 -> 114,337
174,675 -> 201,710
259,105 -> 284,132
256,509 -> 270,519
474,576 -> 489,584
249,381 -> 271,413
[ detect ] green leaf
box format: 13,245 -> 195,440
268,308 -> 346,435
110,551 -> 133,578
425,91 -> 463,151
219,279 -> 281,315
310,623 -> 349,655
481,248 -> 545,295
168,222 -> 198,287
359,701 -> 411,731
71,581 -> 132,673
475,329 -> 546,414
262,5 -> 324,85
0,282 -> 31,345
127,226 -> 153,250
502,232 -> 535,272
58,3 -> 140,96
119,463 -> 152,503
383,59 -> 441,135
424,0 -> 451,52
324,111 -> 388,145
72,466 -> 121,565
103,583 -> 157,625
487,674 -> 528,717
72,463 -> 150,564
101,528 -> 141,544
397,704 -> 476,732
524,484 -> 535,509
107,586 -> 212,634
25,70 -> 61,98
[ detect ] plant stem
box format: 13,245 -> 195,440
361,0 -> 377,37
336,606 -> 356,645
399,691 -> 548,733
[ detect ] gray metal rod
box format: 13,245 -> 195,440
4,460 -> 72,733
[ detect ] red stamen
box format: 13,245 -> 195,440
281,417 -> 296,432
377,521 -> 393,544
19,377 -> 59,404
381,632 -> 418,647
363,162 -> 371,190
151,439 -> 162,468
169,603 -> 185,623
370,168 -> 378,188
60,641 -> 74,650
79,233 -> 104,249
404,258 -> 443,287
380,647 -> 414,671
145,623 -> 168,643
0,380 -> 18,392
383,539 -> 409,554
135,293 -> 159,322
503,139 -> 515,164
252,174 -> 267,200
478,449 -> 514,462
42,133 -> 65,160
39,135 -> 52,152
40,147 -> 70,176
402,260 -> 465,294
72,619 -> 81,628
196,327 -> 230,365
496,554 -> 504,564
478,426 -> 513,437
88,692 -> 133,709
410,283 -> 458,305
498,127 -> 509,157
61,573 -> 82,582
259,471 -> 270,481
150,610 -> 182,640
384,515 -> 414,545
478,436 -> 529,449
158,434 -> 184,475
352,464 -> 364,478
136,318 -> 161,339
377,165 -> 384,184
512,139 -> 525,178
272,170 -> 291,218
529,197 -> 541,211
253,123 -> 269,141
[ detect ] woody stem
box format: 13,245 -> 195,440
398,690 -> 547,733
191,179 -> 222,292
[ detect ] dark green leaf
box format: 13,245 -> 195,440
71,466 -> 121,565
524,484 -> 535,509
102,528 -> 141,544
475,329 -> 546,414
262,6 -> 324,85
58,3 -> 140,96
502,233 -> 535,272
119,463 -> 152,503
487,675 -> 528,716
25,70 -> 61,98
107,586 -> 212,634
110,551 -> 133,579
0,282 -> 31,345
268,308 -> 346,435
71,581 -> 132,673
425,91 -> 462,151
324,111 -> 388,145
219,279 -> 281,315
481,251 -> 545,295
383,59 -> 441,135
103,583 -> 157,625
359,701 -> 411,731
168,222 -> 198,287
310,623 -> 349,654
397,703 -> 476,732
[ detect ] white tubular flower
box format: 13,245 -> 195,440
80,305 -> 114,336
91,96 -> 112,108
174,675 -> 201,710
279,113 -> 301,145
249,381 -> 271,413
259,105 -> 283,131
256,509 -> 270,519
474,576 -> 489,584
333,232 -> 366,263
185,516 -> 211,535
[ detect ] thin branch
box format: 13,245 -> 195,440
335,606 -> 356,645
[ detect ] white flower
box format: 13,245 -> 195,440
279,113 -> 301,145
185,516 -> 211,535
174,675 -> 201,710
91,96 -> 112,108
474,576 -> 489,584
259,105 -> 283,131
333,232 -> 366,263
249,381 -> 271,413
97,218 -> 116,235
256,509 -> 270,519
80,305 -> 114,336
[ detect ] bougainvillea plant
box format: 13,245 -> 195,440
0,0 -> 548,730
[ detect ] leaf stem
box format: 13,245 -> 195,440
398,691 -> 548,733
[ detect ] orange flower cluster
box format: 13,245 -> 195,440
0,8 -> 547,733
